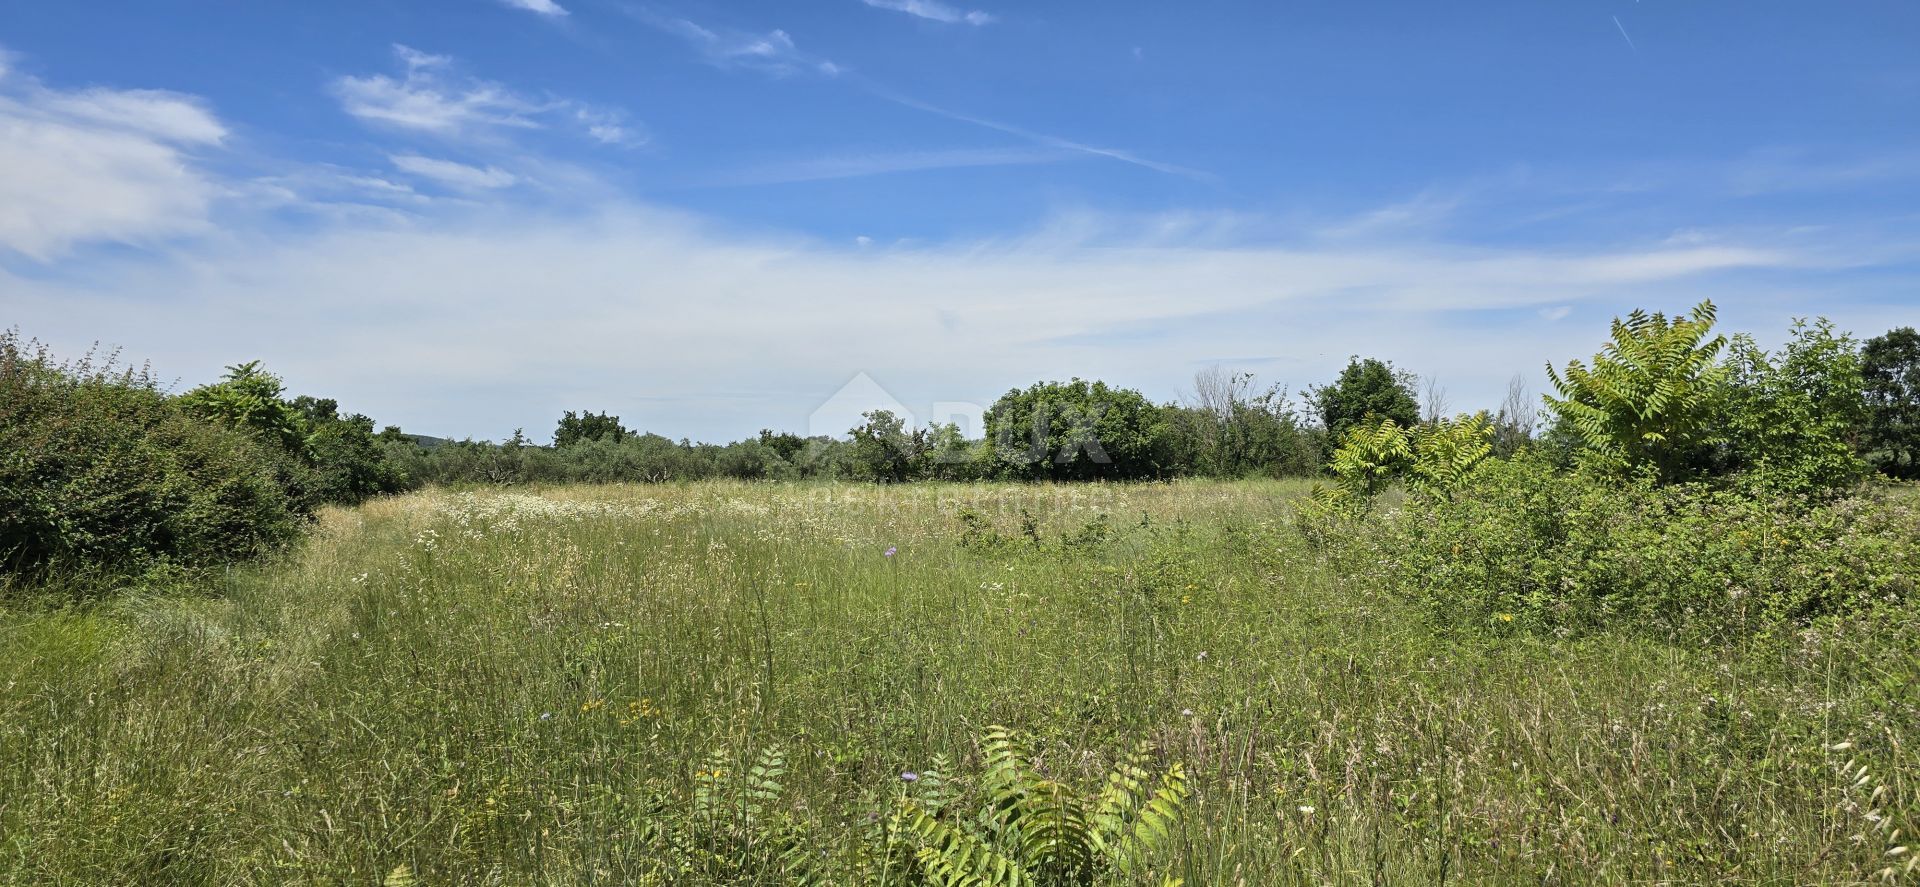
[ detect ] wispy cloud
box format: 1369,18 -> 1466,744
500,0 -> 568,17
714,146 -> 1065,185
12,186 -> 1874,443
860,0 -> 994,26
636,12 -> 841,77
332,45 -> 545,136
0,50 -> 226,259
331,44 -> 639,144
390,154 -> 518,190
874,90 -> 1213,181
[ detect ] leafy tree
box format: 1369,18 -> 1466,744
294,396 -> 408,503
1722,319 -> 1867,494
1311,357 -> 1419,441
985,379 -> 1173,480
1317,412 -> 1494,507
848,409 -> 925,483
756,429 -> 808,462
176,361 -> 310,457
1544,301 -> 1730,483
1862,326 -> 1920,479
1407,412 -> 1497,497
554,410 -> 628,448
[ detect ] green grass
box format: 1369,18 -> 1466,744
3,479 -> 1916,884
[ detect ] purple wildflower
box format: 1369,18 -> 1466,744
884,546 -> 897,558
900,771 -> 919,783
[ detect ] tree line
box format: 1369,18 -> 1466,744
2,318 -> 1916,589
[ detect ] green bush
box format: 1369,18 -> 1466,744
1325,456 -> 1918,639
985,379 -> 1176,480
0,334 -> 305,586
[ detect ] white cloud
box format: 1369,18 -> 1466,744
332,45 -> 546,136
642,14 -> 841,77
330,44 -> 639,146
7,196 -> 1863,444
0,68 -> 226,259
1539,305 -> 1573,322
499,0 -> 568,16
39,88 -> 227,144
390,154 -> 518,190
861,0 -> 995,25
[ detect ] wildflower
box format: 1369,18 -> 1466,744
1181,708 -> 1194,717
900,771 -> 920,783
884,546 -> 897,558
538,712 -> 553,721
1495,613 -> 1515,623
1195,651 -> 1208,662
1298,805 -> 1315,815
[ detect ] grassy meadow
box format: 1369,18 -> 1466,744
4,480 -> 1917,884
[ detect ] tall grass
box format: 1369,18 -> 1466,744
3,480 -> 1914,884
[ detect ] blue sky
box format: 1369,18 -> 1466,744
3,1 -> 1917,441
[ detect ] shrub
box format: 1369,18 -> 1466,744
985,379 -> 1175,480
1721,319 -> 1868,495
1332,456 -> 1920,639
0,334 -> 304,586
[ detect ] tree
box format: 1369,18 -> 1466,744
847,409 -> 924,483
1493,374 -> 1535,457
1862,326 -> 1920,479
294,396 -> 407,503
176,361 -> 309,457
1311,357 -> 1419,441
985,379 -> 1173,480
1171,367 -> 1319,478
1544,301 -> 1730,483
1420,375 -> 1450,425
1721,319 -> 1867,494
756,429 -> 808,462
553,410 -> 628,448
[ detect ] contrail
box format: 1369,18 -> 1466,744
1612,15 -> 1637,51
864,85 -> 1219,183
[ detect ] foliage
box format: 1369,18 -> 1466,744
1165,368 -> 1322,478
1544,300 -> 1730,483
985,379 -> 1175,480
1310,357 -> 1419,441
1319,418 -> 1413,505
1721,319 -> 1868,495
1321,456 -> 1920,638
295,396 -> 409,505
176,360 -> 312,458
553,410 -> 629,448
1862,326 -> 1920,479
849,409 -> 927,483
0,333 -> 304,586
892,727 -> 1187,887
1315,412 -> 1494,508
1406,412 -> 1497,496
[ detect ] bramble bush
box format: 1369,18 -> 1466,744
1319,456 -> 1919,639
0,334 -> 305,588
